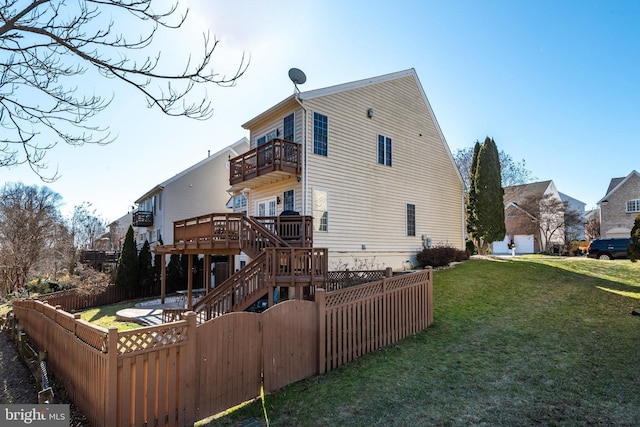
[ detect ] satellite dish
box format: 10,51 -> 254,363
288,68 -> 307,85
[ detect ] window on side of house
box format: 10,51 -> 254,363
313,189 -> 328,232
257,130 -> 277,147
234,194 -> 248,214
406,203 -> 416,236
377,134 -> 392,166
283,189 -> 295,212
283,113 -> 295,142
627,199 -> 640,213
313,112 -> 328,156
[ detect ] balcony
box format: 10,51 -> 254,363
229,138 -> 301,191
132,210 -> 153,227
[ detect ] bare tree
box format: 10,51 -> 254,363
454,146 -> 536,191
515,193 -> 583,253
71,202 -> 106,250
585,215 -> 600,241
0,182 -> 64,295
0,0 -> 247,180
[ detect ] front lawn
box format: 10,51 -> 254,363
202,257 -> 640,426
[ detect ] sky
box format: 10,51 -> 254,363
2,0 -> 640,223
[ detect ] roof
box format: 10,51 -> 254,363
599,170 -> 640,203
503,180 -> 553,205
242,69 -> 419,129
134,137 -> 249,204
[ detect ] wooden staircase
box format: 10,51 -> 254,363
161,214 -> 327,324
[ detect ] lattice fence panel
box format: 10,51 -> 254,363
116,322 -> 188,355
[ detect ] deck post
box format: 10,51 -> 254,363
187,255 -> 193,310
204,254 -> 211,294
161,254 -> 166,304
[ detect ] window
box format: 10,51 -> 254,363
257,198 -> 277,217
627,199 -> 640,213
313,190 -> 328,231
283,113 -> 295,142
283,190 -> 295,212
257,130 -> 277,147
378,135 -> 392,166
406,204 -> 416,236
234,194 -> 247,214
313,112 -> 328,156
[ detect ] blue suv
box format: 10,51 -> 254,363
587,238 -> 631,260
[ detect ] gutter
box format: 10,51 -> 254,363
293,94 -> 309,215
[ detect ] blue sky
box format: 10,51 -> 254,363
2,0 -> 639,222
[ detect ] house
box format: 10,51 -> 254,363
229,68 -> 465,270
493,180 -> 584,254
598,170 -> 640,238
559,192 -> 586,241
132,137 -> 250,255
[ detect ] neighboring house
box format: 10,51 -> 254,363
229,68 -> 465,270
105,212 -> 132,252
559,192 -> 586,241
493,180 -> 584,254
132,138 -> 250,251
598,170 -> 640,238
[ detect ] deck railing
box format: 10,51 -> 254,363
159,213 -> 312,258
229,138 -> 301,186
254,215 -> 313,247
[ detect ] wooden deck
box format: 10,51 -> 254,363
228,138 -> 301,192
154,213 -> 313,256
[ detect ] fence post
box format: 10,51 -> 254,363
382,277 -> 388,346
427,267 -> 433,326
316,288 -> 326,374
105,327 -> 118,427
385,267 -> 393,278
182,312 -> 198,426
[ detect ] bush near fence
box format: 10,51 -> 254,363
11,268 -> 432,426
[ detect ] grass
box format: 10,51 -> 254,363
80,300 -> 142,331
201,256 -> 640,426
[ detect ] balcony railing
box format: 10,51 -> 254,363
229,138 -> 301,189
132,210 -> 153,227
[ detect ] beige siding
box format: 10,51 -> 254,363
248,177 -> 303,216
303,75 -> 463,268
245,73 -> 464,269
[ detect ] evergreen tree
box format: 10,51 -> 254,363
466,141 -> 481,246
138,240 -> 153,296
473,137 -> 506,254
630,213 -> 640,262
167,254 -> 182,293
180,254 -> 189,289
153,236 -> 164,290
115,225 -> 138,293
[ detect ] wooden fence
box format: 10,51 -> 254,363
35,283 -> 160,312
11,268 -> 432,426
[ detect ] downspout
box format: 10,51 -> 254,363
293,95 -> 308,215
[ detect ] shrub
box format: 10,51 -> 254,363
465,239 -> 477,256
416,246 -> 469,268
